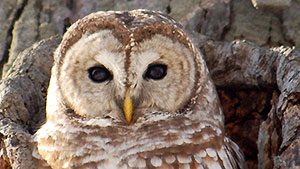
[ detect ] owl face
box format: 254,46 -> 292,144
58,28 -> 197,124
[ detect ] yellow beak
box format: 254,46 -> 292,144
123,89 -> 133,124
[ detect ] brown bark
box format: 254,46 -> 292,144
0,0 -> 299,168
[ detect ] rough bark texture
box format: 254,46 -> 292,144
201,39 -> 300,168
0,36 -> 60,169
0,0 -> 299,169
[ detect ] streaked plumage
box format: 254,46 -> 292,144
34,10 -> 245,169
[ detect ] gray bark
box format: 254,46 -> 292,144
0,36 -> 60,169
0,0 -> 299,168
201,39 -> 300,168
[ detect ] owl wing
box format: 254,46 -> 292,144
124,137 -> 245,169
31,141 -> 51,169
222,137 -> 245,169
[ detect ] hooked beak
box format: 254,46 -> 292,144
123,89 -> 133,125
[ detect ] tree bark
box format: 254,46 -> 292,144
0,0 -> 299,168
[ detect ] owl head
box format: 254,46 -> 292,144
49,10 -> 223,129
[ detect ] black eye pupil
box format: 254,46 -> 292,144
88,66 -> 112,83
144,64 -> 167,80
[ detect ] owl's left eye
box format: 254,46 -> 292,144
88,66 -> 112,83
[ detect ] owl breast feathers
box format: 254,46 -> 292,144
33,9 -> 245,169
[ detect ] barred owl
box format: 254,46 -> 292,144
34,9 -> 245,169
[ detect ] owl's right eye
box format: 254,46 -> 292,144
88,66 -> 112,83
143,63 -> 167,80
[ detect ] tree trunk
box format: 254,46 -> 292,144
0,0 -> 299,168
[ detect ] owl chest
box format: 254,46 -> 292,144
38,130 -> 221,169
